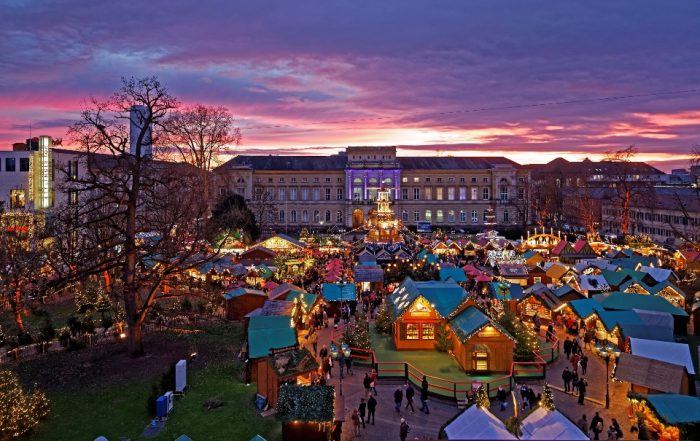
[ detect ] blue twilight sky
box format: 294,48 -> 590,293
1,0 -> 699,169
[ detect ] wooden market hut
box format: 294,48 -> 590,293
629,394 -> 700,441
615,353 -> 690,395
526,264 -> 549,286
553,283 -> 586,303
449,305 -> 515,374
223,287 -> 269,320
519,283 -> 562,324
599,292 -> 689,335
277,385 -> 336,441
255,347 -> 319,407
353,261 -> 384,292
321,282 -> 357,316
496,262 -> 529,286
239,246 -> 277,266
544,262 -> 576,285
439,267 -> 468,283
246,315 -> 298,383
256,234 -> 306,254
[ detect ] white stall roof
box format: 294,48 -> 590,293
521,408 -> 588,440
630,338 -> 695,375
444,405 -> 517,440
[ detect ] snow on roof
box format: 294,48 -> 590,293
629,338 -> 695,375
444,405 -> 517,440
520,408 -> 588,440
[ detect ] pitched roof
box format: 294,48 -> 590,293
322,283 -> 357,302
389,278 -> 467,318
553,284 -> 584,299
270,283 -> 305,299
267,347 -> 319,378
443,404 -> 517,440
545,263 -> 569,280
646,394 -> 700,425
245,300 -> 294,318
523,283 -> 562,310
599,292 -> 688,317
497,262 -> 529,277
449,306 -> 515,342
219,155 -> 347,171
568,298 -> 605,319
551,240 -> 572,256
353,263 -> 384,282
247,315 -> 297,358
223,287 -> 268,300
629,338 -> 695,374
520,408 -> 589,440
489,281 -> 524,300
577,274 -> 610,291
399,156 -> 520,170
440,267 -> 468,283
615,353 -> 687,393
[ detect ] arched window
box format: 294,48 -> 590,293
313,210 -> 320,223
290,210 -> 297,222
336,210 -> 343,223
279,210 -> 285,223
383,177 -> 392,186
402,210 -> 409,222
353,177 -> 363,185
369,177 -> 379,186
302,210 -> 308,223
325,210 -> 331,223
448,210 -> 455,222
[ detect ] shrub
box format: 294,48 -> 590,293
67,338 -> 86,352
435,323 -> 453,352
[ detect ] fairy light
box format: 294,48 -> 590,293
0,368 -> 49,439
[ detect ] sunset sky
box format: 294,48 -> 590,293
1,0 -> 699,170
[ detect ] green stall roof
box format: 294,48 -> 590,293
322,283 -> 357,302
647,394 -> 700,425
248,315 -> 297,358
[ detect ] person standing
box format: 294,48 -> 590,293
351,409 -> 361,437
562,367 -> 572,393
520,384 -> 529,409
609,418 -> 622,440
533,313 -> 542,335
420,376 -> 430,414
338,353 -> 345,379
496,386 -> 508,411
578,377 -> 587,405
577,414 -> 588,435
580,355 -> 588,375
367,394 -> 377,425
570,352 -> 580,375
405,382 -> 415,412
563,337 -> 572,360
590,412 -> 604,440
399,418 -> 410,441
345,354 -> 353,376
358,398 -> 366,429
369,369 -> 378,395
394,386 -> 403,414
363,373 -> 372,397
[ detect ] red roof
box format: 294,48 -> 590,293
572,239 -> 588,253
551,239 -> 569,256
681,250 -> 700,263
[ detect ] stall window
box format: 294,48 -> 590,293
473,351 -> 489,371
421,323 -> 435,340
406,324 -> 419,340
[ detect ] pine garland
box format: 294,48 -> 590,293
540,383 -> 555,411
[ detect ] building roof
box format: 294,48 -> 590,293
286,291 -> 318,309
443,405 -> 517,440
267,347 -> 319,378
646,394 -> 700,425
439,267 -> 468,283
568,298 -> 605,319
449,306 -> 513,342
247,315 -> 297,358
520,408 -> 589,440
223,287 -> 268,300
545,263 -> 570,280
553,283 -> 584,299
599,292 -> 687,317
322,283 -> 357,302
523,283 -> 562,310
270,283 -> 305,299
489,281 -> 524,300
615,353 -> 687,393
399,156 -> 520,170
577,274 -> 610,292
497,262 -> 529,277
629,338 -> 695,375
353,263 -> 384,282
389,278 -> 467,318
245,300 -> 294,318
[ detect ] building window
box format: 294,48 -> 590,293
325,177 -> 331,183
413,188 -> 420,200
436,187 -> 443,200
314,210 -> 320,223
402,177 -> 408,183
473,351 -> 489,371
414,211 -> 420,222
436,209 -> 444,222
460,210 -> 467,223
67,160 -> 78,180
471,188 -> 478,200
290,188 -> 297,200
447,187 -> 455,201
302,188 -> 309,201
279,188 -> 286,201
290,210 -> 297,222
313,177 -> 319,183
279,210 -> 285,223
406,324 -> 419,340
5,158 -> 16,172
291,177 -> 297,183
500,186 -> 508,201
503,211 -> 510,222
472,210 -> 478,223
325,210 -> 331,223
483,177 -> 488,183
313,188 -> 320,201
268,178 -> 273,183
421,323 -> 435,340
337,188 -> 343,200
448,210 -> 455,222
448,177 -> 454,183
302,210 -> 308,223
425,177 -> 431,183
425,210 -> 432,221
471,177 -> 477,183
483,210 -> 488,221
302,177 -> 308,183
459,187 -> 466,200
353,188 -> 362,201
518,187 -> 525,200
460,177 -> 466,183
402,210 -> 409,222
425,188 -> 432,200
413,177 -> 419,183
437,177 -> 443,183
279,177 -> 285,183
325,188 -> 331,200
482,187 -> 490,200
337,177 -> 342,183
336,210 -> 343,223
19,158 -> 29,172
402,188 -> 408,200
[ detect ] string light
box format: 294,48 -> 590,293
0,368 -> 49,439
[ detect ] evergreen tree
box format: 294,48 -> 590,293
505,416 -> 523,437
374,303 -> 393,334
435,323 -> 453,352
497,311 -> 538,362
540,383 -> 555,411
0,368 -> 49,439
342,310 -> 371,349
475,385 -> 490,409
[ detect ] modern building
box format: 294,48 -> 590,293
213,146 -> 530,231
0,135 -> 59,211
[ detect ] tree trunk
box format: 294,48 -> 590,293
13,289 -> 25,333
126,315 -> 144,357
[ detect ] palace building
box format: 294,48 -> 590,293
213,146 -> 530,231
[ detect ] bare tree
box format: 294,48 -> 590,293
162,104 -> 241,200
604,146 -> 652,236
250,185 -> 278,236
50,77 -> 220,356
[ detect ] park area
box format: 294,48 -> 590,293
4,317 -> 280,441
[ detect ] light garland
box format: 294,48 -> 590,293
0,368 -> 50,439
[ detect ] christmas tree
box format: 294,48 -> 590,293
540,383 -> 555,411
475,385 -> 490,409
0,368 -> 49,439
435,323 -> 453,352
505,416 -> 523,437
374,303 -> 393,334
342,310 -> 371,349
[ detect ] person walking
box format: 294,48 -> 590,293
405,382 -> 415,412
369,369 -> 378,395
308,329 -> 318,355
345,354 -> 353,376
420,376 -> 430,414
351,409 -> 361,437
399,418 -> 410,441
367,394 -> 377,425
570,352 -> 580,375
394,386 -> 403,414
608,418 -> 622,440
563,337 -> 572,360
320,345 -> 328,360
338,353 -> 345,379
520,384 -> 529,409
577,377 -> 587,405
580,355 -> 588,375
546,323 -> 554,342
562,367 -> 572,393
590,412 -> 604,440
496,385 -> 508,411
577,414 -> 588,435
358,398 -> 367,429
363,373 -> 372,397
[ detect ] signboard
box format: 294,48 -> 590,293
417,221 -> 432,233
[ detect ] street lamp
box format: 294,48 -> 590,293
605,353 -> 610,409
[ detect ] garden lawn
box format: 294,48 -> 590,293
29,362 -> 281,441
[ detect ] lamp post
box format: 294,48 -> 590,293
605,353 -> 610,409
